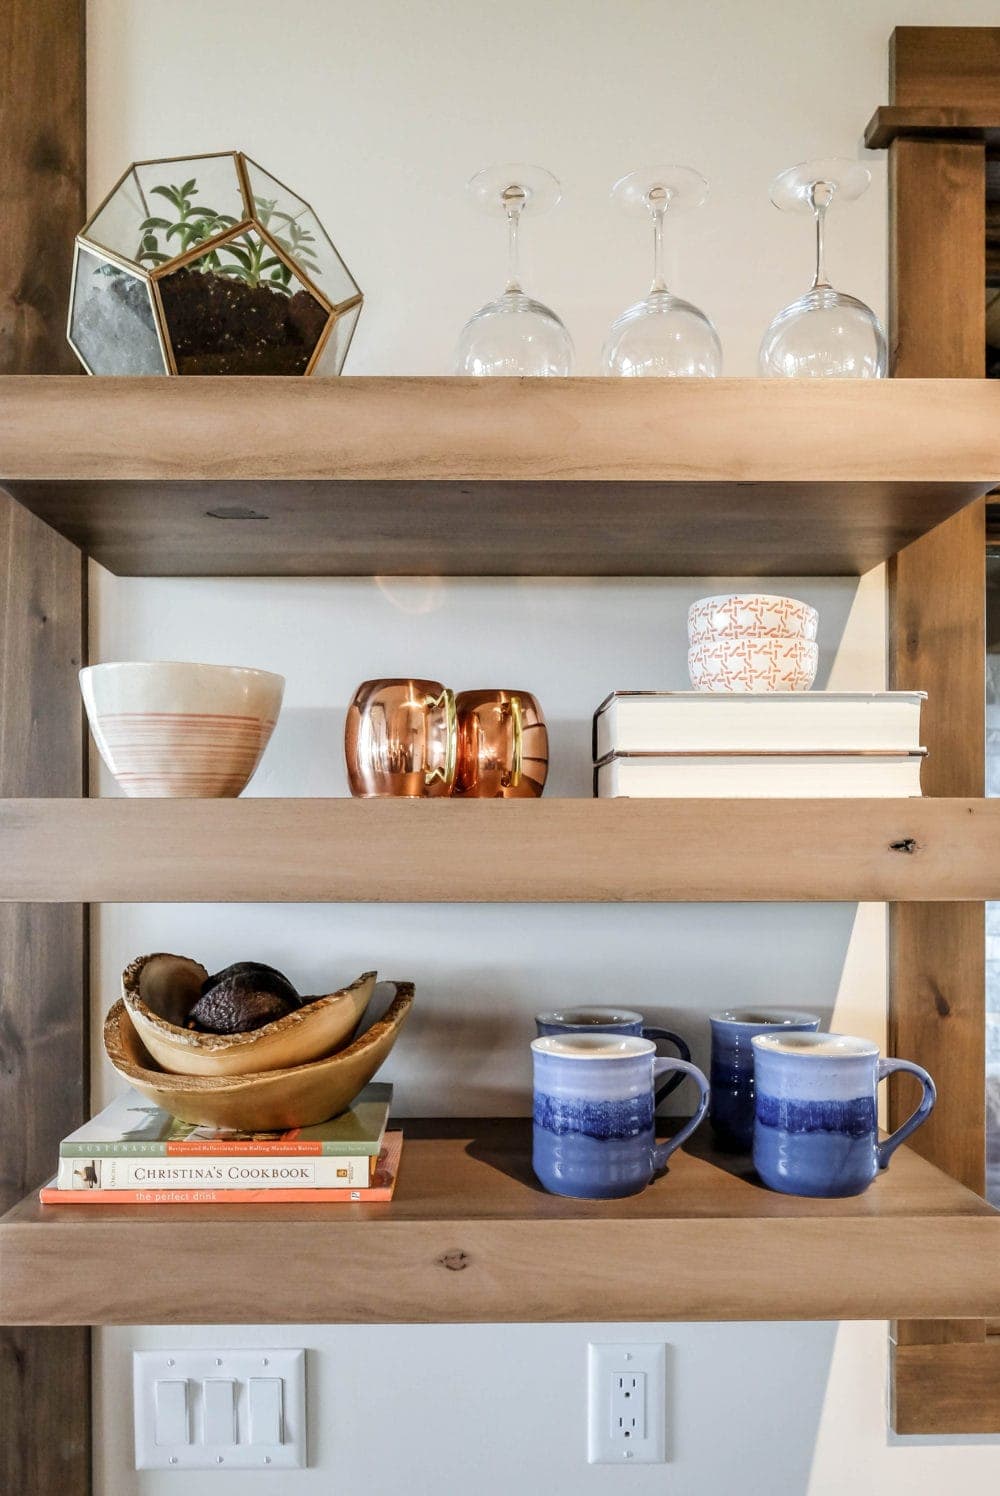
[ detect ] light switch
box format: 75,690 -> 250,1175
135,1349 -> 306,1470
202,1379 -> 235,1445
154,1379 -> 189,1447
249,1377 -> 284,1445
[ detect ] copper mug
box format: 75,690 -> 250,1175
345,678 -> 457,797
455,689 -> 548,798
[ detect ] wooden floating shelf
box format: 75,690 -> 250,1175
866,104 -> 1000,148
1,1121 -> 997,1326
1,798 -> 999,903
0,377 -> 998,577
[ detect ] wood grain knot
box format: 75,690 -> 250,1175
438,1249 -> 470,1272
931,984 -> 951,1018
889,838 -> 918,854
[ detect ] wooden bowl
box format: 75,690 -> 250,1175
122,953 -> 377,1077
105,983 -> 414,1130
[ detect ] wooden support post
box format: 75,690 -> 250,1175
882,24 -> 993,1428
0,2 -> 90,1493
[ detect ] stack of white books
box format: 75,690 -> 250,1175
592,691 -> 927,798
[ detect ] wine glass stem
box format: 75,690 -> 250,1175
812,204 -> 831,290
505,204 -> 523,294
650,206 -> 668,294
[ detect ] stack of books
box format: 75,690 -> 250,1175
593,691 -> 927,797
40,1082 -> 402,1205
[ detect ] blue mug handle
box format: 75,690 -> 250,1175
644,1027 -> 693,1104
651,1058 -> 711,1170
875,1058 -> 937,1171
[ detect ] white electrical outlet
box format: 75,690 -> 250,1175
133,1348 -> 306,1470
587,1343 -> 667,1464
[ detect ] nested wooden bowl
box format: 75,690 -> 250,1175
105,982 -> 414,1130
122,954 -> 377,1077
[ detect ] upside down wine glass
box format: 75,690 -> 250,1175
759,158 -> 887,378
601,165 -> 721,377
454,163 -> 573,376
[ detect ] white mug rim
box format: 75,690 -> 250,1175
752,1031 -> 879,1058
531,1034 -> 656,1060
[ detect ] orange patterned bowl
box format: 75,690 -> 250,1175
688,635 -> 818,692
687,594 -> 818,642
80,661 -> 284,797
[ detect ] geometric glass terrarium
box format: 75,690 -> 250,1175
68,151 -> 362,375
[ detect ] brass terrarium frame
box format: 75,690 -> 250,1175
68,149 -> 363,376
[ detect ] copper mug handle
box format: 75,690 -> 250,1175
424,687 -> 457,788
506,694 -> 523,789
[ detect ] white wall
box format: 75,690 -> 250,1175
86,2 -> 1000,1492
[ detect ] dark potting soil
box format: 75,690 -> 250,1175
157,267 -> 328,375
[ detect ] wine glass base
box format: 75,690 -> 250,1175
467,163 -> 562,217
770,158 -> 871,214
611,164 -> 710,218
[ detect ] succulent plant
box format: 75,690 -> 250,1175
136,179 -> 321,296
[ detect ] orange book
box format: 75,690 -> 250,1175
41,1132 -> 403,1205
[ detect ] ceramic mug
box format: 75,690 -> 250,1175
454,689 -> 548,798
709,1008 -> 821,1153
531,1033 -> 710,1199
535,1006 -> 692,1103
751,1031 -> 936,1198
344,678 -> 457,798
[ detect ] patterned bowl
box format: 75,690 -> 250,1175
105,982 -> 414,1130
688,594 -> 818,643
80,661 -> 284,797
688,635 -> 818,692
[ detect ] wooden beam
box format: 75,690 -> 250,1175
0,797 -> 999,904
0,498 -> 89,1496
0,1 -> 85,375
891,26 -> 1000,111
893,1341 -> 1000,1434
2,1124 -> 999,1327
889,139 -> 985,378
880,25 -> 994,1431
0,3 -> 88,1493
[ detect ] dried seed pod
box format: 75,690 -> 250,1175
189,961 -> 301,1034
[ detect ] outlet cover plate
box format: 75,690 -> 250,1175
587,1342 -> 667,1464
133,1348 -> 306,1470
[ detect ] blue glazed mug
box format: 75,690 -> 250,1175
751,1031 -> 937,1198
535,1006 -> 692,1103
709,1008 -> 821,1153
531,1033 -> 711,1199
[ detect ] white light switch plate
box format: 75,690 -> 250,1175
587,1342 -> 667,1464
133,1348 -> 306,1470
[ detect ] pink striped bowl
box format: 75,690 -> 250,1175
80,662 -> 285,797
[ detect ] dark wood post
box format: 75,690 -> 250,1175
0,2 -> 90,1492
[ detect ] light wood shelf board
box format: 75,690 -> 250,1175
0,377 -> 997,576
1,1123 -> 996,1326
1,797 -> 998,904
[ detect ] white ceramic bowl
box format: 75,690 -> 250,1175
80,661 -> 285,797
688,635 -> 818,692
688,594 -> 818,643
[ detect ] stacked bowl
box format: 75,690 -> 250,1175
687,593 -> 818,692
105,954 -> 414,1130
